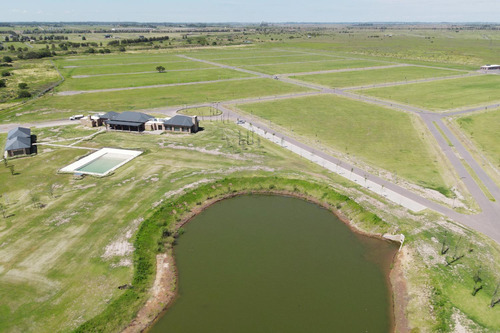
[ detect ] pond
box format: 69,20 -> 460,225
149,195 -> 397,333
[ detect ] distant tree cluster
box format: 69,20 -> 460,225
17,49 -> 53,60
107,35 -> 169,46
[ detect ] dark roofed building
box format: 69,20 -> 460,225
163,115 -> 199,133
4,127 -> 34,158
105,111 -> 153,132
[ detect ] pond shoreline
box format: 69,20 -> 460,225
123,189 -> 408,333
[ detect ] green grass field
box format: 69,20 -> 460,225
360,74 -> 500,111
242,59 -> 387,74
291,66 -> 461,88
456,109 -> 500,168
237,94 -> 453,193
210,54 -> 336,66
178,106 -> 222,116
2,79 -> 309,123
57,54 -> 185,67
59,60 -> 213,77
60,68 -> 254,91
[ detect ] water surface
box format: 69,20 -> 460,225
150,195 -> 396,333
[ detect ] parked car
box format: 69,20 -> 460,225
69,114 -> 84,120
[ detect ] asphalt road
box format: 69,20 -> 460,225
3,51 -> 500,243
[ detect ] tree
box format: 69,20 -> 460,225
18,82 -> 28,89
156,65 -> 166,73
82,36 -> 86,40
2,56 -> 12,63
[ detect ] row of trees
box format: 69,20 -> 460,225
107,35 -> 170,46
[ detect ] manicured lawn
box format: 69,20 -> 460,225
60,60 -> 212,77
60,68 -> 254,91
359,74 -> 500,111
291,66 -> 461,88
456,108 -> 500,168
57,54 -> 184,67
238,94 -> 452,192
212,54 -> 336,66
242,59 -> 387,74
185,50 -> 297,60
2,79 -> 309,123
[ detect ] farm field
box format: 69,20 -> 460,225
455,108 -> 500,168
237,94 -> 453,194
2,78 -> 310,123
291,66 -> 464,88
59,60 -> 213,77
60,68 -> 255,91
241,59 -> 388,75
359,74 -> 500,111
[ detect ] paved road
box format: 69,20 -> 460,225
5,51 -> 500,243
183,54 -> 500,243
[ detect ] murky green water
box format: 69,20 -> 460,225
150,195 -> 397,333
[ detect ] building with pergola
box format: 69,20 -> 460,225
104,111 -> 153,132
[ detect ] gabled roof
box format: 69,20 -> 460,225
164,115 -> 194,127
5,136 -> 31,151
110,111 -> 153,123
7,127 -> 31,140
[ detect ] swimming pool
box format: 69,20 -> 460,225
60,148 -> 142,176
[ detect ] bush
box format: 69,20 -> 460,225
18,82 -> 28,89
18,90 -> 31,98
2,56 -> 12,63
0,79 -> 5,88
1,70 -> 11,77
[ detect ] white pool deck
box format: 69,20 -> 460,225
60,148 -> 142,176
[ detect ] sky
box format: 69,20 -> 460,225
1,0 -> 499,23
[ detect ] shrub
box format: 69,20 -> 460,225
1,70 -> 11,77
0,79 -> 5,88
18,82 -> 28,89
2,56 -> 12,63
18,90 -> 31,98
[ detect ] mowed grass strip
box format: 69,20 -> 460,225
238,94 -> 450,191
15,79 -> 310,115
212,54 -> 337,66
291,66 -> 461,88
60,68 -> 255,91
60,60 -> 212,77
243,59 -> 387,74
57,54 -> 184,67
359,74 -> 500,111
185,50 -> 298,60
456,108 -> 500,168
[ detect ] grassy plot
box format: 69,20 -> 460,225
456,109 -> 500,168
243,59 -> 387,75
0,122 -> 334,333
210,54 -> 337,66
359,74 -> 500,111
2,79 -> 309,123
57,54 -> 185,67
291,66 -> 461,88
238,94 -> 452,193
59,60 -> 212,77
60,68 -> 255,91
184,49 -> 297,60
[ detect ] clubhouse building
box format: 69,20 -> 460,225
80,111 -> 199,133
